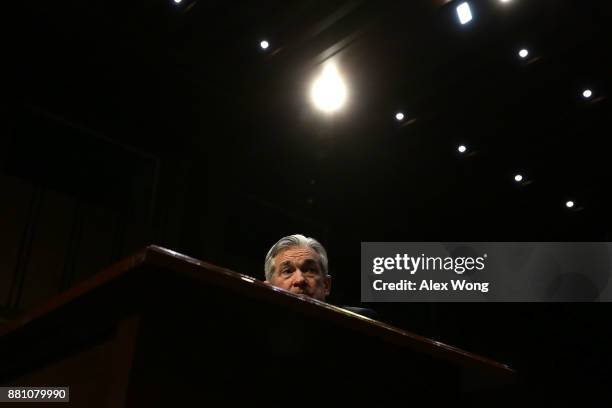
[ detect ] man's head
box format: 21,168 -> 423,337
264,234 -> 331,301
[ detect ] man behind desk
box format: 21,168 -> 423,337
264,234 -> 376,318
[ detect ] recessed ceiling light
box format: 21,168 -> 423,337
173,0 -> 182,3
260,40 -> 269,50
395,112 -> 405,121
514,174 -> 523,182
456,2 -> 473,25
458,145 -> 467,153
518,49 -> 529,59
582,89 -> 593,99
566,200 -> 575,208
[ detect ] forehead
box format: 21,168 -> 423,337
274,246 -> 320,265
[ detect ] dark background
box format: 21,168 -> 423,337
3,0 -> 612,403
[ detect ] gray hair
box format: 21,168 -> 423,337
264,234 -> 329,281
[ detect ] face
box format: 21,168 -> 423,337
266,246 -> 331,301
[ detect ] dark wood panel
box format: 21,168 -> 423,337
19,190 -> 75,310
121,214 -> 149,260
5,316 -> 139,408
70,203 -> 117,285
0,175 -> 33,307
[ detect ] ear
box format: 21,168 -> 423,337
324,274 -> 332,296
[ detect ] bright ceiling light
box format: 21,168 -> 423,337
458,145 -> 467,153
457,3 -> 473,25
310,63 -> 348,113
395,112 -> 405,121
518,49 -> 529,59
260,40 -> 269,50
582,89 -> 592,99
565,200 -> 575,208
173,0 -> 182,3
514,174 -> 523,182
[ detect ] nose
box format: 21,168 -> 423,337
292,270 -> 306,286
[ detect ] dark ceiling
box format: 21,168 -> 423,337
8,0 -> 612,273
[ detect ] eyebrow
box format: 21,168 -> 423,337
278,259 -> 320,269
300,259 -> 320,268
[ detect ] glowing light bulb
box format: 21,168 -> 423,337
310,63 -> 348,113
